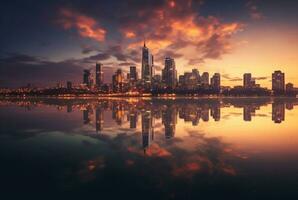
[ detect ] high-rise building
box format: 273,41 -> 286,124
286,83 -> 294,92
129,66 -> 138,82
272,70 -> 285,93
211,73 -> 220,90
95,63 -> 104,88
243,73 -> 252,88
162,57 -> 177,88
66,81 -> 72,90
162,105 -> 177,139
141,41 -> 153,85
83,69 -> 91,87
192,69 -> 201,83
201,72 -> 209,86
112,69 -> 125,93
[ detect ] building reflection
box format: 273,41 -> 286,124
162,105 -> 177,139
83,105 -> 93,124
272,101 -> 285,123
142,110 -> 154,151
3,98 -> 298,148
95,107 -> 104,133
243,105 -> 259,121
210,103 -> 220,121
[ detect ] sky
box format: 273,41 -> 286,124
0,0 -> 297,88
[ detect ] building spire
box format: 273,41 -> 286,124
143,37 -> 146,48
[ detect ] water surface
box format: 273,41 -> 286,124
0,97 -> 298,199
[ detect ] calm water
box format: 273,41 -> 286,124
0,97 -> 298,199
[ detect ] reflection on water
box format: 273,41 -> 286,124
0,97 -> 298,199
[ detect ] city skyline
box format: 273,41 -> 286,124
0,0 -> 297,88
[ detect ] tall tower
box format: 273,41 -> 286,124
83,69 -> 91,87
95,63 -> 104,88
141,41 -> 153,85
201,72 -> 209,86
211,73 -> 221,91
243,73 -> 252,88
272,70 -> 285,93
162,57 -> 177,88
129,66 -> 138,81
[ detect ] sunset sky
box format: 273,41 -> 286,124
0,0 -> 297,88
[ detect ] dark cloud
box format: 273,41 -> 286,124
83,52 -> 111,63
0,53 -> 42,64
81,44 -> 99,54
119,62 -> 136,67
155,49 -> 183,63
0,53 -> 82,88
253,76 -> 269,80
246,0 -> 264,20
222,74 -> 242,82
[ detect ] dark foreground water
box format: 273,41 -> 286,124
0,97 -> 298,199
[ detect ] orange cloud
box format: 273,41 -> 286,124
58,8 -> 106,42
123,31 -> 136,38
123,3 -> 243,65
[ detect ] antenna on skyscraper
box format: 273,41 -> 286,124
143,37 -> 146,47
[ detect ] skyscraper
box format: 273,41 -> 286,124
243,73 -> 252,88
192,69 -> 201,83
162,57 -> 177,88
211,73 -> 220,91
83,69 -> 91,87
201,72 -> 209,86
272,70 -> 285,93
95,63 -> 104,88
141,41 -> 153,85
112,69 -> 125,93
66,81 -> 72,90
129,66 -> 138,82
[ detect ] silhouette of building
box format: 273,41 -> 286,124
211,73 -> 221,91
112,102 -> 125,125
201,72 -> 209,86
142,111 -> 154,150
129,111 -> 138,129
129,66 -> 138,82
162,57 -> 177,88
66,81 -> 72,90
95,63 -> 104,88
83,69 -> 91,87
243,73 -> 253,88
112,69 -> 125,93
141,41 -> 154,85
162,105 -> 177,139
83,107 -> 92,124
243,105 -> 258,121
272,70 -> 285,93
179,69 -> 201,90
201,105 -> 209,121
286,83 -> 294,92
95,107 -> 104,133
211,104 -> 220,121
192,69 -> 201,83
272,101 -> 285,123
